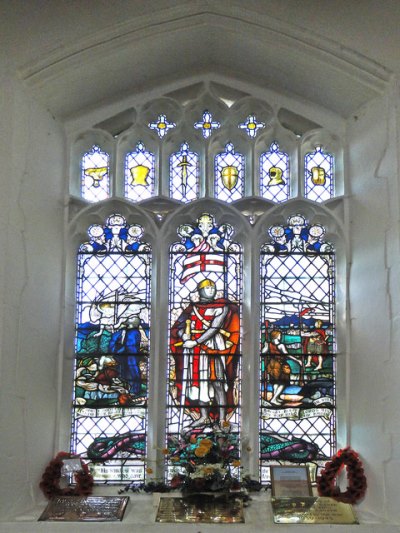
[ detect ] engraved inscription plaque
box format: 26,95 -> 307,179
272,497 -> 358,524
38,496 -> 129,522
156,496 -> 245,523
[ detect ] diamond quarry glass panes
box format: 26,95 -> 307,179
259,215 -> 336,483
166,213 -> 242,480
81,145 -> 110,202
72,214 -> 151,483
125,142 -> 155,202
170,142 -> 200,203
304,145 -> 334,202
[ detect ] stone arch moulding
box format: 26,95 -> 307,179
18,3 -> 391,120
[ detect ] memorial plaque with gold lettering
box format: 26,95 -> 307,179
271,497 -> 358,524
38,496 -> 129,522
156,495 -> 245,523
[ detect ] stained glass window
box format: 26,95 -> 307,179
259,215 -> 335,484
304,145 -> 334,202
260,142 -> 290,203
125,142 -> 155,202
214,143 -> 245,203
169,142 -> 199,203
72,96 -> 342,488
81,145 -> 110,203
167,213 -> 242,479
72,214 -> 151,483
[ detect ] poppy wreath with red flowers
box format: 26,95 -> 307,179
39,452 -> 94,499
317,447 -> 367,504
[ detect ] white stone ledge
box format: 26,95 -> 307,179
2,492 -> 399,532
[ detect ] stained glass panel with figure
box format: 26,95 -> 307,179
259,215 -> 335,484
81,145 -> 110,203
170,142 -> 199,203
167,213 -> 242,480
72,214 -> 151,483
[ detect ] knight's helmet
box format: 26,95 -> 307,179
197,278 -> 215,291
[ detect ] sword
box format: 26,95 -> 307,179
177,155 -> 190,196
178,319 -> 192,434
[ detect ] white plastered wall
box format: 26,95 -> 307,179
346,82 -> 400,524
0,72 -> 65,522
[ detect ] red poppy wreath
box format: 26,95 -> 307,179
317,447 -> 367,504
39,452 -> 94,499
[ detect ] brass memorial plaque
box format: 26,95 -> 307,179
38,496 -> 129,522
156,495 -> 245,524
272,497 -> 358,524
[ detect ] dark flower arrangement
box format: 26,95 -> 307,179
121,423 -> 262,497
39,452 -> 94,499
317,447 -> 367,504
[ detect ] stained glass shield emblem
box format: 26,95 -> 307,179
215,143 -> 245,203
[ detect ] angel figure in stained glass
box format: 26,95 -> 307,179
104,214 -> 129,251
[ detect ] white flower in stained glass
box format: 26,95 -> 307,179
148,114 -> 176,138
238,114 -> 265,138
269,225 -> 285,239
194,110 -> 220,139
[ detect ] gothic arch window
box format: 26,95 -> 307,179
167,212 -> 242,476
71,214 -> 151,483
259,214 -> 336,483
68,83 -> 344,485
